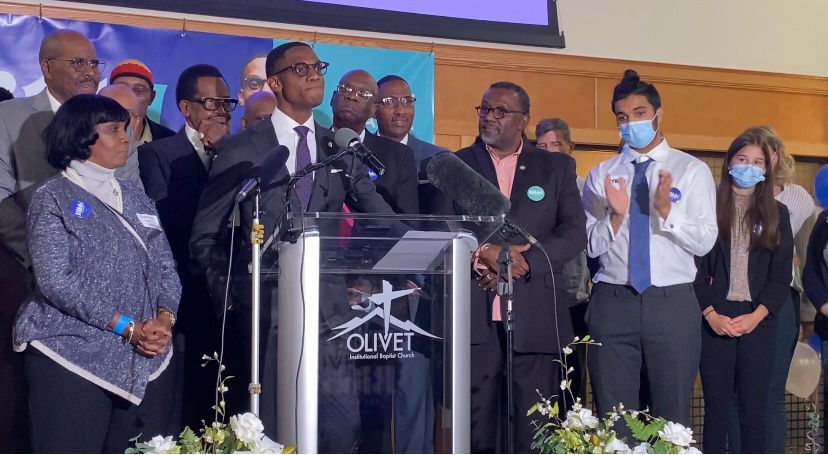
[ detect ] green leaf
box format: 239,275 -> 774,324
527,403 -> 539,416
651,439 -> 675,454
582,335 -> 591,342
551,402 -> 559,417
624,414 -> 648,441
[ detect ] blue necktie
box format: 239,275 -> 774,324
294,125 -> 313,209
629,158 -> 652,294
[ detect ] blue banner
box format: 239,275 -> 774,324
0,14 -> 434,139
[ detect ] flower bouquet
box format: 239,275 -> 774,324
128,353 -> 290,454
528,337 -> 701,454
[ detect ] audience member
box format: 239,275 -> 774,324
331,69 -> 418,214
99,83 -> 145,189
13,94 -> 180,453
582,69 -> 717,431
240,90 -> 277,130
458,81 -> 586,452
138,64 -> 234,429
695,127 -> 793,454
110,59 -> 175,145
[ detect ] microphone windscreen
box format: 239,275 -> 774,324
334,128 -> 360,149
426,151 -> 511,217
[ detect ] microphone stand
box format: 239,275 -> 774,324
249,182 -> 264,415
497,235 -> 516,454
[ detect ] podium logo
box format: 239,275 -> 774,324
328,280 -> 441,360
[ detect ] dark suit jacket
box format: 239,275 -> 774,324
189,118 -> 394,320
147,118 -> 176,142
359,132 -> 418,214
407,134 -> 445,174
694,202 -> 793,315
456,142 -> 587,354
803,209 -> 828,339
138,129 -> 210,332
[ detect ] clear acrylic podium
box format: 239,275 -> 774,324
275,212 -> 503,454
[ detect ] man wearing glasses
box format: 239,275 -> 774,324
0,28 -> 103,452
456,82 -> 586,453
190,42 -> 393,453
0,29 -> 103,272
110,59 -> 175,146
330,69 -> 418,215
138,64 -> 235,430
237,53 -> 272,106
374,75 -> 444,174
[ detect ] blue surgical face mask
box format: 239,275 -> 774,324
729,164 -> 766,188
618,115 -> 658,149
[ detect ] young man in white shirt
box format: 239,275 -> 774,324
582,69 -> 717,427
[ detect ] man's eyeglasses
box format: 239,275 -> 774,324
273,61 -> 329,78
243,75 -> 267,92
188,97 -> 239,112
336,84 -> 374,103
475,105 -> 526,120
46,58 -> 106,73
377,96 -> 416,108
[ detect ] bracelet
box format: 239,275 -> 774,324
158,308 -> 176,328
702,308 -> 714,318
113,314 -> 134,335
123,321 -> 136,345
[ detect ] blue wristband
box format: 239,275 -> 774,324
113,315 -> 133,335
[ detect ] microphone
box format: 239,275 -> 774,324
426,151 -> 539,247
235,145 -> 289,203
334,127 -> 386,176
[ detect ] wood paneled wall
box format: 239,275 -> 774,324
2,1 -> 827,177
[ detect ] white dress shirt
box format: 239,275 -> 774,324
270,107 -> 317,173
46,89 -> 61,113
582,139 -> 718,286
184,124 -> 212,169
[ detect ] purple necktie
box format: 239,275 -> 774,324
294,125 -> 313,209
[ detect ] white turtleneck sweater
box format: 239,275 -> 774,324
65,159 -> 123,212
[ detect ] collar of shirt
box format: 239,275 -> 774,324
485,138 -> 523,163
136,118 -> 153,146
620,138 -> 670,164
45,88 -> 62,113
271,107 -> 317,174
378,131 -> 409,145
184,123 -> 211,169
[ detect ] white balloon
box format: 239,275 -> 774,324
785,342 -> 821,399
0,70 -> 17,93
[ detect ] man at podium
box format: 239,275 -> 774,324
189,41 -> 393,453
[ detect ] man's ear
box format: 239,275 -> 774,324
40,60 -> 52,81
178,99 -> 189,118
267,76 -> 281,97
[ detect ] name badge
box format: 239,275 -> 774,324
136,213 -> 162,230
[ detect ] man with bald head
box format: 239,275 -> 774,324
240,90 -> 277,130
330,69 -> 418,214
0,29 -> 101,452
99,83 -> 144,189
0,29 -> 102,270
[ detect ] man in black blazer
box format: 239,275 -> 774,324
138,64 -> 234,430
189,42 -> 394,452
330,69 -> 418,215
455,82 -> 586,453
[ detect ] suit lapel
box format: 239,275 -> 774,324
509,149 -> 533,211
470,143 -> 499,190
31,89 -> 54,133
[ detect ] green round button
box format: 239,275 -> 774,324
527,185 -> 545,202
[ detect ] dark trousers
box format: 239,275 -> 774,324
587,283 -> 701,429
726,288 -> 798,453
470,322 -> 561,453
700,300 -> 776,454
25,347 -> 177,453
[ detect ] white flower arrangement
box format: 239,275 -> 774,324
128,353 -> 289,454
528,337 -> 702,454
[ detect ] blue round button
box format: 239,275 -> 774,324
527,185 -> 545,202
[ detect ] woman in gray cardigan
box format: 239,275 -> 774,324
13,94 -> 182,453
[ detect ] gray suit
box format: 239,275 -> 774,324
0,89 -> 57,268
